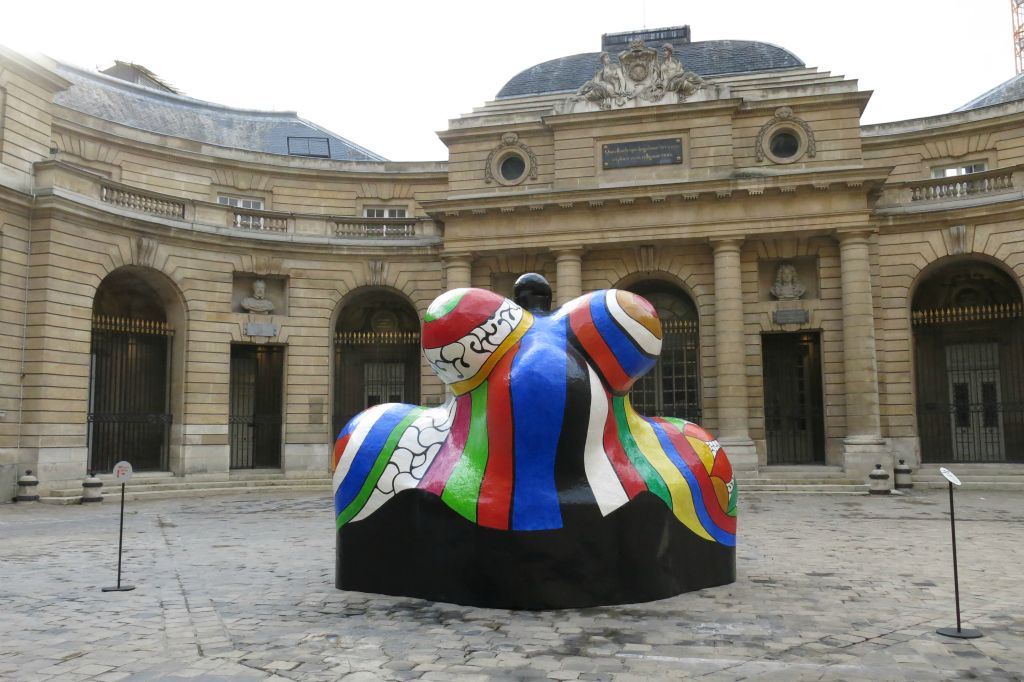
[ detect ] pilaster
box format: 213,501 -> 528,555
554,248 -> 583,305
837,229 -> 887,478
711,238 -> 757,471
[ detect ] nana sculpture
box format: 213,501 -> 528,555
332,274 -> 736,608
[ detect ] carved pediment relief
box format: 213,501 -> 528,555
563,41 -> 706,113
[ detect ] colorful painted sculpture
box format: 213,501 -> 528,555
333,274 -> 736,608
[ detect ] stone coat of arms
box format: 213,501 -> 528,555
575,41 -> 705,110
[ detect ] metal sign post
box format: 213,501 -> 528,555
936,467 -> 981,639
102,461 -> 136,593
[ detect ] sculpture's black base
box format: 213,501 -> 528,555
336,490 -> 735,609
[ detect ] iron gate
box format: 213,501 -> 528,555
630,319 -> 702,421
762,332 -> 825,464
88,315 -> 172,472
229,344 -> 284,469
333,330 -> 420,438
913,304 -> 1024,463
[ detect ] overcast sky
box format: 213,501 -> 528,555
0,0 -> 1014,161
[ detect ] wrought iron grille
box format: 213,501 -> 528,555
333,330 -> 420,439
229,345 -> 284,469
913,305 -> 1024,463
629,319 -> 702,421
761,332 -> 825,465
87,315 -> 173,473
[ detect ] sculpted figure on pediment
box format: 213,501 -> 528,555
576,52 -> 627,109
573,41 -> 705,111
658,44 -> 705,101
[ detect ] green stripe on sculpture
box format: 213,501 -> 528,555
424,289 -> 467,322
612,397 -> 671,505
442,384 -> 489,521
337,407 -> 425,528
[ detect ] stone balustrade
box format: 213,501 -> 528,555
873,165 -> 1022,211
909,167 -> 1014,202
101,184 -> 185,218
32,160 -> 440,243
333,217 -> 419,239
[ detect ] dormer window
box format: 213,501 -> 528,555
287,136 -> 331,158
932,161 -> 987,178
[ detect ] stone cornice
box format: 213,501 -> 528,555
423,166 -> 891,217
540,98 -> 744,131
862,106 -> 1024,149
0,46 -> 70,93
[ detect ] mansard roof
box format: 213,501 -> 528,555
956,72 -> 1024,112
53,62 -> 387,162
496,38 -> 805,100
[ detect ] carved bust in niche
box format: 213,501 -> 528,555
770,262 -> 806,301
241,279 -> 275,314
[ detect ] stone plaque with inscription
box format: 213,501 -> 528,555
603,138 -> 682,170
773,309 -> 809,325
245,322 -> 279,337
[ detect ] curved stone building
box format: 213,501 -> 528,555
2,24 -> 1022,499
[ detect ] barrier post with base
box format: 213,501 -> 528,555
102,461 -> 135,593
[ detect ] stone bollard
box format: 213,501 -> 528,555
868,463 -> 891,495
16,470 -> 39,502
894,459 -> 913,490
81,471 -> 103,503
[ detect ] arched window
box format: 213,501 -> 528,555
625,281 -> 701,421
89,269 -> 174,472
332,289 -> 421,438
912,260 -> 1024,463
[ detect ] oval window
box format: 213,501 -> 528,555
500,154 -> 526,181
769,130 -> 800,159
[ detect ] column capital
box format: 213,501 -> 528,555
441,252 -> 473,265
835,227 -> 877,244
709,237 -> 744,253
552,247 -> 584,259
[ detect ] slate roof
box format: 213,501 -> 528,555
496,39 -> 805,99
956,72 -> 1024,112
53,63 -> 387,162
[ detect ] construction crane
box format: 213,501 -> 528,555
1014,0 -> 1024,73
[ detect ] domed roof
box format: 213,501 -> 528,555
496,32 -> 804,100
955,72 -> 1024,112
53,62 -> 386,162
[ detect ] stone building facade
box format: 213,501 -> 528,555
2,26 -> 1023,499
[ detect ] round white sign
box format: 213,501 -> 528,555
112,461 -> 133,482
939,467 -> 961,487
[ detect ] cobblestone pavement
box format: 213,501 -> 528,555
1,488 -> 1022,681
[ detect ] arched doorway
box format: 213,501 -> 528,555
332,289 -> 421,438
912,260 -> 1024,462
625,281 -> 702,421
89,268 -> 176,472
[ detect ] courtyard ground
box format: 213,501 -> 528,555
0,488 -> 1021,681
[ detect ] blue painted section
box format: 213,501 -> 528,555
510,316 -> 566,530
336,415 -> 359,441
589,293 -> 656,377
334,404 -> 415,516
646,418 -> 735,546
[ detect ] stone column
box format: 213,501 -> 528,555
442,254 -> 472,290
711,239 -> 758,471
554,248 -> 583,306
837,229 -> 886,477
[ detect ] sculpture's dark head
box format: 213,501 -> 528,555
513,273 -> 552,313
